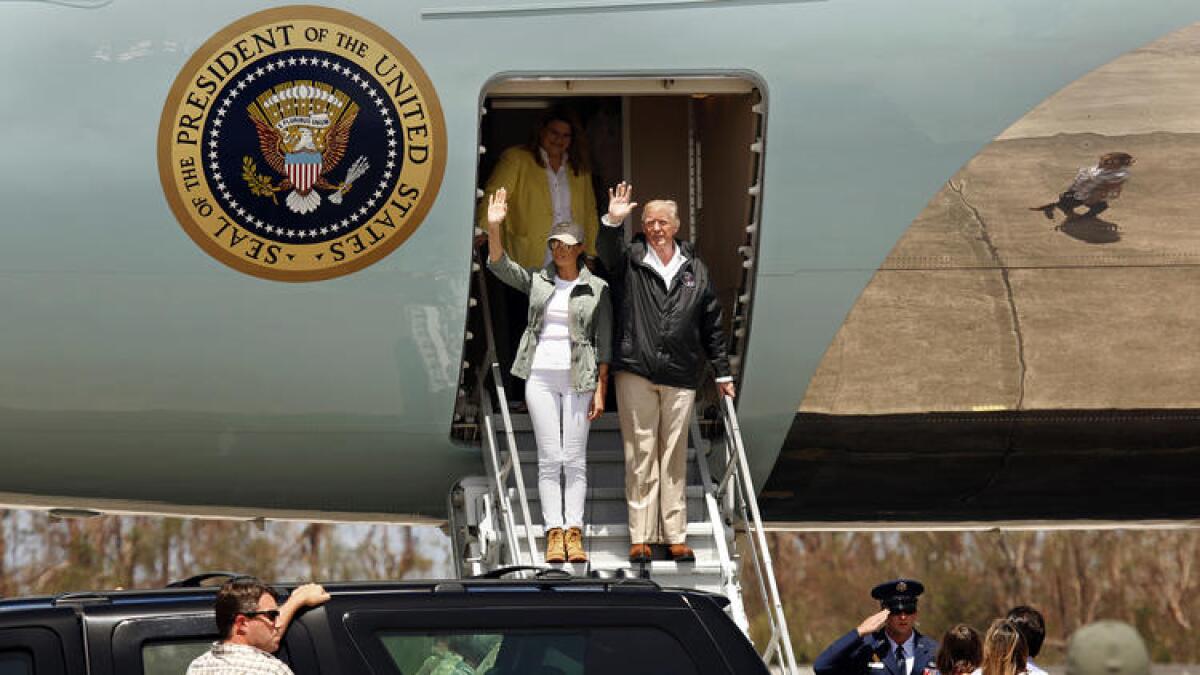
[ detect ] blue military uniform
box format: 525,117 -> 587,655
814,579 -> 939,675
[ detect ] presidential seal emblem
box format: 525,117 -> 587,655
158,7 -> 445,281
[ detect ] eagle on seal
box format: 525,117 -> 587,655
249,104 -> 360,214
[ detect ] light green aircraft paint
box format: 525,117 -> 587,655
2,0 -> 1199,521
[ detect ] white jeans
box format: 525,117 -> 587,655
525,369 -> 592,530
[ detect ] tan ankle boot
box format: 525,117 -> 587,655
565,527 -> 587,563
544,528 -> 566,563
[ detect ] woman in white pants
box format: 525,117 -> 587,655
485,188 -> 612,563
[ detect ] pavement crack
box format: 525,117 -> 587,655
947,179 -> 1027,503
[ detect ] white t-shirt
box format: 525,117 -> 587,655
531,276 -> 578,371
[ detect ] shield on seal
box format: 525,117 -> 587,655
285,151 -> 323,193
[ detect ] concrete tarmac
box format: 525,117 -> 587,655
803,21 -> 1200,415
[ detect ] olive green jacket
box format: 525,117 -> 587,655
488,253 -> 612,392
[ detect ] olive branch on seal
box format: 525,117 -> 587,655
242,156 -> 278,204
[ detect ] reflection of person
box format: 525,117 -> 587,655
814,579 -> 938,675
479,107 -> 600,269
597,183 -> 734,563
1032,152 -> 1135,221
1064,621 -> 1150,675
187,577 -> 330,674
486,187 -> 612,564
979,619 -> 1027,675
415,634 -> 502,675
1005,606 -> 1047,675
935,624 -> 981,675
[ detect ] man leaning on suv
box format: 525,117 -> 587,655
187,577 -> 330,675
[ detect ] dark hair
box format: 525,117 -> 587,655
937,624 -> 982,675
526,105 -> 591,176
1099,151 -> 1134,167
1006,606 -> 1045,658
214,577 -> 277,638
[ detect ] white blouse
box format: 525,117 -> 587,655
531,276 -> 578,371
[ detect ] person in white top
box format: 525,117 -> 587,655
1006,606 -> 1048,675
485,188 -> 613,564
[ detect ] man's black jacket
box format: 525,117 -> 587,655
597,224 -> 731,389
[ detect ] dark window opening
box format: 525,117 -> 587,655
452,76 -> 765,441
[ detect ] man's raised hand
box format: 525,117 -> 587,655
607,182 -> 638,223
856,609 -> 889,637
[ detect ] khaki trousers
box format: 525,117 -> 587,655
615,372 -> 696,545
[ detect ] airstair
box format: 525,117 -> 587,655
447,254 -> 798,674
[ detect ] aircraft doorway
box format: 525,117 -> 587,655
453,75 -> 766,440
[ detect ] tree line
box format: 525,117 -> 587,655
2,510 -> 1195,662
0,510 -> 442,598
749,529 -> 1200,664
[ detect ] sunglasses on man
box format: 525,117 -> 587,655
242,609 -> 281,622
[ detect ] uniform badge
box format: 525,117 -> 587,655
158,6 -> 445,281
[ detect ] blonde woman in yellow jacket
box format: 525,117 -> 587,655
478,107 -> 600,269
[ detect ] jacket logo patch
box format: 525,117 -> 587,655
158,6 -> 445,281
681,271 -> 696,288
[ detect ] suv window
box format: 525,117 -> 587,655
0,651 -> 32,675
377,627 -> 698,675
142,640 -> 212,675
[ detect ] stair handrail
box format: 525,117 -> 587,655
477,380 -> 522,566
472,248 -> 539,567
717,395 -> 799,675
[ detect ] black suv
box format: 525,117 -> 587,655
0,575 -> 768,674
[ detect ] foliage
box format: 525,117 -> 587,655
747,530 -> 1200,663
0,510 -> 445,597
242,156 -> 278,203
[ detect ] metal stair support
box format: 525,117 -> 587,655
711,395 -> 799,674
486,409 -> 742,608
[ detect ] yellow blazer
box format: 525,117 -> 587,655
479,146 -> 599,269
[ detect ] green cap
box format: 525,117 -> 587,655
1065,621 -> 1150,675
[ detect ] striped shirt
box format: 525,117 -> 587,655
186,641 -> 294,675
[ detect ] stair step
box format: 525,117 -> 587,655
516,448 -> 699,463
512,522 -> 715,539
492,412 -> 622,432
535,561 -> 727,576
511,500 -> 711,527
522,485 -> 707,502
516,459 -> 703,489
502,430 -> 627,452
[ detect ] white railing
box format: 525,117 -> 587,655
712,395 -> 799,674
472,254 -> 539,568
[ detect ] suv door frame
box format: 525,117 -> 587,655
0,608 -> 86,675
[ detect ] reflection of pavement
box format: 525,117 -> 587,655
803,21 -> 1200,414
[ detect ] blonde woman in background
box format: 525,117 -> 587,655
979,620 -> 1028,675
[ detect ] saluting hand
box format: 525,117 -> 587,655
486,188 -> 508,229
607,182 -> 638,223
856,609 -> 889,637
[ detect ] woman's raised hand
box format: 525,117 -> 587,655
486,187 -> 508,229
607,182 -> 637,223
